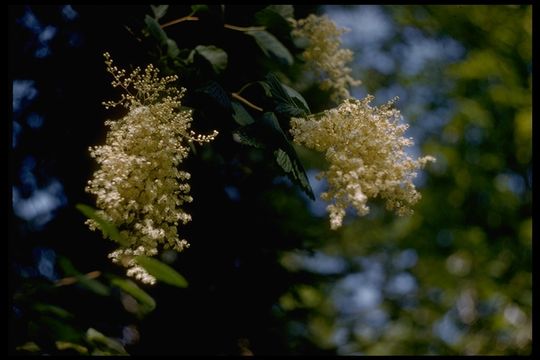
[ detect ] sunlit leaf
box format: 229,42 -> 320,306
110,278 -> 156,311
16,342 -> 41,353
135,255 -> 188,288
55,341 -> 89,354
76,204 -> 128,246
86,328 -> 128,355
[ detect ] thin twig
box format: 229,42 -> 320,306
55,271 -> 102,287
232,93 -> 263,112
161,16 -> 199,29
235,82 -> 258,95
224,24 -> 266,32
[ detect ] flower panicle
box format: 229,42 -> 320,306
86,54 -> 217,284
290,96 -> 435,229
290,15 -> 361,103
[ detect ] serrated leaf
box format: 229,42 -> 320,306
195,45 -> 228,74
196,81 -> 232,110
233,127 -> 265,149
76,204 -> 128,246
135,256 -> 188,288
86,328 -> 128,355
281,83 -> 310,114
265,73 -> 309,117
145,15 -> 168,46
275,102 -> 305,117
273,147 -> 314,200
259,112 -> 315,199
275,148 -> 293,173
246,30 -> 293,66
231,101 -> 255,125
151,5 -> 169,20
110,278 -> 156,312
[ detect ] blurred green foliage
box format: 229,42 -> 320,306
278,4 -> 531,355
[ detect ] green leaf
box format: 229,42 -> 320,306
266,5 -> 294,19
196,81 -> 232,110
265,73 -> 309,117
273,147 -> 314,200
76,204 -> 129,247
135,255 -> 188,288
110,278 -> 156,312
281,83 -> 310,114
232,101 -> 255,125
166,38 -> 180,58
57,257 -> 111,297
191,4 -> 209,13
254,7 -> 293,39
246,30 -> 293,66
145,15 -> 168,47
233,126 -> 266,149
259,113 -> 315,200
33,303 -> 73,319
55,341 -> 89,355
86,328 -> 128,355
150,5 -> 169,20
275,102 -> 305,118
275,148 -> 293,173
195,45 -> 228,74
40,316 -> 82,343
16,342 -> 41,353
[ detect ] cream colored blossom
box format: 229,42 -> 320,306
86,53 -> 217,283
290,96 -> 435,229
290,14 -> 361,102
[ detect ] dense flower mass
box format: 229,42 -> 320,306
290,96 -> 435,230
290,14 -> 361,102
86,53 -> 217,283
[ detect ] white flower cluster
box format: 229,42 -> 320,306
290,14 -> 361,103
290,96 -> 435,230
86,53 -> 217,283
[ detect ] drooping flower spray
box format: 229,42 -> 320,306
85,53 -> 217,283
